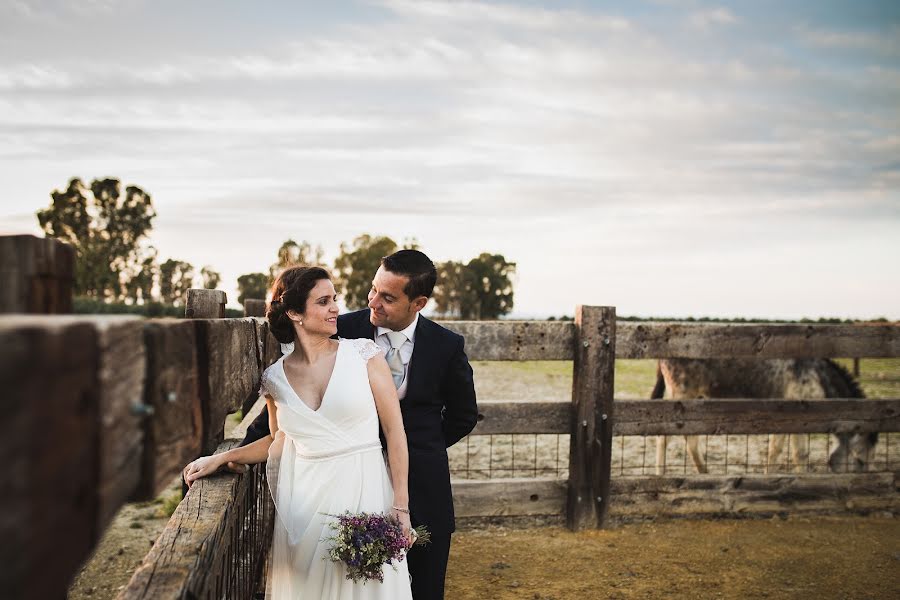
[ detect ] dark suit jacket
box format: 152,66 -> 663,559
242,309 -> 478,535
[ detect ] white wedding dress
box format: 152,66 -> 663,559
261,338 -> 413,600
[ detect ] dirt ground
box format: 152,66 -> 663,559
67,484 -> 180,599
446,515 -> 900,600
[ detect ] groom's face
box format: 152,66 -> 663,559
367,266 -> 423,331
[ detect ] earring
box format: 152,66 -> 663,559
298,321 -> 303,326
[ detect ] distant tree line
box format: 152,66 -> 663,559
38,177 -> 517,319
37,178 -> 221,307
548,315 -> 890,323
237,235 -> 517,320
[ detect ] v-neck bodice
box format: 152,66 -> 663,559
260,337 -> 384,455
279,340 -> 341,413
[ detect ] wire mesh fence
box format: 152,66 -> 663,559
613,431 -> 900,476
449,431 -> 900,480
449,434 -> 571,480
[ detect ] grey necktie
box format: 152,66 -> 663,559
385,331 -> 407,388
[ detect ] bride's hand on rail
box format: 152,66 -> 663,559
183,455 -> 224,487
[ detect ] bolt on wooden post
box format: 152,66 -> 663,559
566,305 -> 616,530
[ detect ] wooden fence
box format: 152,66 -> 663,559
3,235 -> 900,598
446,311 -> 900,527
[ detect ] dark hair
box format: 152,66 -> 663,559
381,249 -> 436,300
266,265 -> 331,344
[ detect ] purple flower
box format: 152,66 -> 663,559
322,510 -> 430,584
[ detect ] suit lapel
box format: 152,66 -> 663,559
405,316 -> 435,401
340,309 -> 431,402
338,309 -> 376,340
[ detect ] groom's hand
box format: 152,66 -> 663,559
225,461 -> 249,474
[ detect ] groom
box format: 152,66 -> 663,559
239,249 -> 478,600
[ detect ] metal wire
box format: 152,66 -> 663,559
449,430 -> 898,479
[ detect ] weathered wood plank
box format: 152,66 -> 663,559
609,473 -> 900,518
616,322 -> 900,359
121,440 -> 244,599
0,317 -> 98,599
439,321 -> 900,360
194,319 -> 262,454
136,320 -> 202,499
446,397 -> 900,436
452,478 -> 568,517
566,306 -> 616,530
473,401 -> 571,434
449,474 -> 897,520
94,317 -> 146,530
122,403 -> 275,599
613,398 -> 900,435
0,234 -> 74,314
437,320 -> 574,361
243,299 -> 266,317
255,318 -> 282,371
185,289 -> 227,319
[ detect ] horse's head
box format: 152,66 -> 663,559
828,432 -> 878,473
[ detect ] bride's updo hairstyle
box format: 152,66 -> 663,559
266,265 -> 331,344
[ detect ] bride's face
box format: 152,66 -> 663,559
297,278 -> 339,337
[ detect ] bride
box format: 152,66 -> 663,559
183,265 -> 414,599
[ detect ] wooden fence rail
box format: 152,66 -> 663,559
475,398 -> 900,436
0,311 -> 280,598
0,235 -> 74,314
452,472 -> 900,521
443,320 -> 900,360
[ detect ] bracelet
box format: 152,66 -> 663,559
392,506 -> 410,514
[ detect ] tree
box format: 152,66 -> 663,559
36,177 -> 156,301
270,239 -> 326,280
200,266 -> 221,290
433,260 -> 475,318
466,253 -> 516,319
159,259 -> 195,306
333,234 -> 398,310
123,247 -> 158,304
434,253 -> 516,319
237,272 -> 270,305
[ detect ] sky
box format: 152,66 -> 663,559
1,0 -> 898,319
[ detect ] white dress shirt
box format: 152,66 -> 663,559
375,312 -> 418,400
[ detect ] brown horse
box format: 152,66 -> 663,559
652,359 -> 878,474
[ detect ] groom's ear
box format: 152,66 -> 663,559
410,296 -> 428,313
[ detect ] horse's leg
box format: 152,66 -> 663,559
789,433 -> 808,472
656,435 -> 667,475
685,435 -> 707,473
767,434 -> 786,473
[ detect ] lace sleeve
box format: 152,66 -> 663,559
258,365 -> 273,398
350,338 -> 383,362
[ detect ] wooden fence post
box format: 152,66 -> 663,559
0,234 -> 74,314
566,305 -> 616,530
185,289 -> 226,318
243,298 -> 266,317
853,358 -> 860,378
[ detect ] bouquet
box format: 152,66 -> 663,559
323,511 -> 430,583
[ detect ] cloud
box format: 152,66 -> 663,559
687,7 -> 738,30
799,25 -> 900,56
0,1 -> 898,318
376,0 -> 631,32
